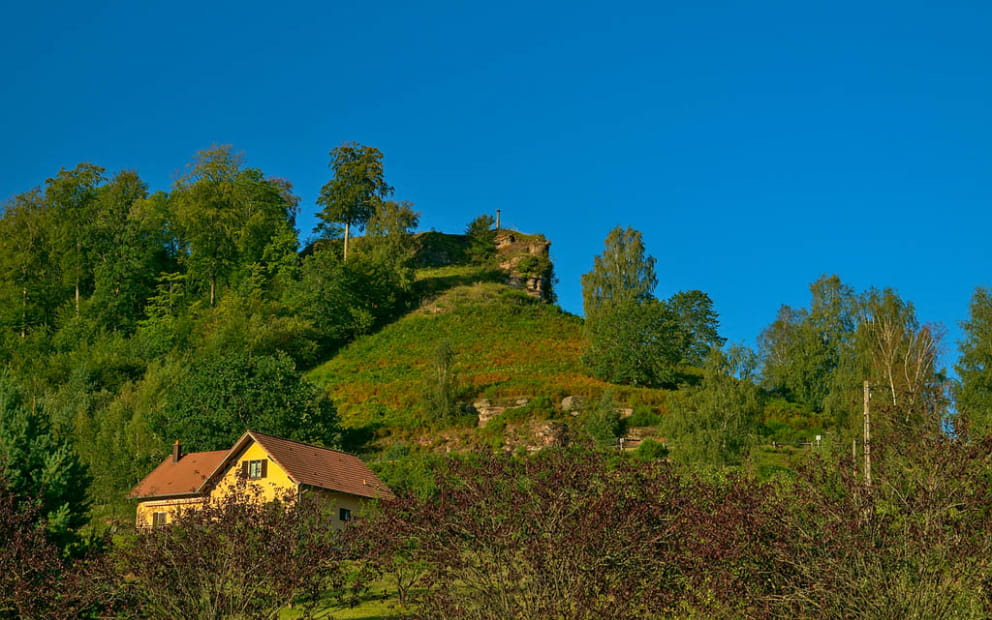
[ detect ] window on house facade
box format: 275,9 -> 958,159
152,511 -> 168,528
242,459 -> 267,479
339,508 -> 351,522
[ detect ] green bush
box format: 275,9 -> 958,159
626,404 -> 662,427
633,438 -> 669,461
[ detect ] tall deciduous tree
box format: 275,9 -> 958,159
315,143 -> 394,260
667,289 -> 725,366
759,275 -> 857,414
362,200 -> 420,270
465,214 -> 496,264
857,287 -> 943,435
580,226 -> 657,319
172,146 -> 298,305
582,227 -> 678,386
956,288 -> 992,438
0,189 -> 61,336
45,163 -> 106,315
88,170 -> 172,332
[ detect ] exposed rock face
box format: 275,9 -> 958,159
533,421 -> 568,448
561,395 -> 586,413
473,399 -> 504,427
496,232 -> 553,301
474,397 -> 530,428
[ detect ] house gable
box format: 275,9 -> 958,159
207,438 -> 297,503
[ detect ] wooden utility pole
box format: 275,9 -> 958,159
863,380 -> 872,489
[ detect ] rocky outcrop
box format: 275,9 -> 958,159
473,397 -> 530,428
561,395 -> 586,413
496,232 -> 553,301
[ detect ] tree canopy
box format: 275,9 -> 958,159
315,143 -> 394,260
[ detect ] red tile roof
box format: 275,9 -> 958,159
129,449 -> 228,499
130,432 -> 394,502
248,431 -> 395,500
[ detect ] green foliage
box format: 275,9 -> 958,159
287,249 -> 412,358
579,391 -> 622,445
583,298 -> 682,387
632,437 -> 669,460
371,442 -> 442,499
0,189 -> 62,336
667,289 -> 725,366
361,200 -> 420,271
316,142 -> 394,259
759,275 -> 944,442
514,254 -> 551,278
87,171 -> 167,333
956,287 -> 992,438
662,347 -> 760,468
45,162 -> 107,314
579,227 -> 710,388
193,293 -> 319,368
465,214 -> 496,264
0,373 -> 91,554
626,404 -> 662,427
757,398 -> 826,444
423,341 -> 466,425
172,146 -> 298,306
580,226 -> 657,319
155,351 -> 340,452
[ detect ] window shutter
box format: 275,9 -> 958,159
260,459 -> 268,478
240,461 -> 248,479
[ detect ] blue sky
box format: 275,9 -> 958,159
2,1 -> 989,370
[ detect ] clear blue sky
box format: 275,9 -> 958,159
2,0 -> 989,370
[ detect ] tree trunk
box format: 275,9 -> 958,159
21,286 -> 27,339
343,222 -> 351,261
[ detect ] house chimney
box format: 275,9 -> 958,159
172,440 -> 181,464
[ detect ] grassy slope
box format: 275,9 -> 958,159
308,266 -> 667,440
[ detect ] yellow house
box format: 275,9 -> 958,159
129,430 -> 394,529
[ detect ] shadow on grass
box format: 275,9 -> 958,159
413,267 -> 506,300
340,423 -> 384,454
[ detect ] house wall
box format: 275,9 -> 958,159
310,489 -> 370,530
135,496 -> 206,528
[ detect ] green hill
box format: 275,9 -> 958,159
307,264 -> 668,448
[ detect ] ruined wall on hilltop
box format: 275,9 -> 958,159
412,230 -> 555,301
495,231 -> 554,301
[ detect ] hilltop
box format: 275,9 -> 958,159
308,230 -> 670,452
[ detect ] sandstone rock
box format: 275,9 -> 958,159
561,395 -> 586,412
534,421 -> 568,448
473,399 -> 507,428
